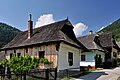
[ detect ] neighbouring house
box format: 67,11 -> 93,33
78,31 -> 106,69
97,33 -> 120,68
1,15 -> 88,73
116,42 -> 120,58
78,31 -> 120,69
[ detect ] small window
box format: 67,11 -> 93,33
81,55 -> 86,61
38,51 -> 45,58
17,53 -> 21,57
14,50 -> 16,53
26,48 -> 28,53
10,53 -> 13,59
68,52 -> 73,66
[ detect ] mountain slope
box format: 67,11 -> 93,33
98,18 -> 120,41
0,23 -> 21,48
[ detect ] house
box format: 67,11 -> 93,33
116,42 -> 120,58
78,31 -> 106,69
78,31 -> 120,69
1,15 -> 88,72
98,33 -> 120,68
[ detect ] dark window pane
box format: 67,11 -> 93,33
14,50 -> 16,53
17,53 -> 21,57
26,48 -> 28,53
10,53 -> 13,59
68,52 -> 73,66
39,51 -> 45,58
81,55 -> 85,61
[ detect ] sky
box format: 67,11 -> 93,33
0,0 -> 120,36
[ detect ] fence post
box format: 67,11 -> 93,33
7,67 -> 11,79
55,68 -> 57,80
46,69 -> 49,80
66,69 -> 69,78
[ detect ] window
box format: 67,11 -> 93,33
26,48 -> 28,53
81,55 -> 86,61
14,50 -> 16,53
10,53 -> 13,59
38,51 -> 45,58
68,52 -> 73,66
17,53 -> 21,57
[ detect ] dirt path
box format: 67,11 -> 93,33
74,67 -> 120,80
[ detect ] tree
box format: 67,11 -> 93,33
0,54 -> 51,80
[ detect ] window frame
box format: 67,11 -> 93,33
68,52 -> 73,66
38,51 -> 45,58
10,53 -> 13,59
17,53 -> 21,57
81,55 -> 86,61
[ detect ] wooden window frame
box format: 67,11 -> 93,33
17,53 -> 21,57
10,53 -> 13,59
38,51 -> 45,58
68,52 -> 73,66
26,48 -> 28,53
81,55 -> 86,61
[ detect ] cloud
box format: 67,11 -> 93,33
35,14 -> 87,37
73,23 -> 88,37
35,14 -> 55,28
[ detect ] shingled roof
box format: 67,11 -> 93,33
77,34 -> 105,51
98,33 -> 120,49
2,19 -> 87,50
98,33 -> 113,48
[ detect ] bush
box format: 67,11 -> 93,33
39,58 -> 51,64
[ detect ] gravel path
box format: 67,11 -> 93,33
74,67 -> 120,80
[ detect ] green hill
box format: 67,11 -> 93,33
0,23 -> 21,48
98,18 -> 120,41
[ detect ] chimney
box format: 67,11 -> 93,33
89,30 -> 93,35
28,14 -> 33,39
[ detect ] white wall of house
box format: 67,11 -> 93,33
58,42 -> 81,71
5,42 -> 82,71
80,50 -> 105,67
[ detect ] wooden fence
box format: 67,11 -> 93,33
0,67 -> 57,80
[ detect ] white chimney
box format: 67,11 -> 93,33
89,30 -> 93,35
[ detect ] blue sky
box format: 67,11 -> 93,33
0,0 -> 120,36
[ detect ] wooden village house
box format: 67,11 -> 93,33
97,33 -> 120,68
78,31 -> 120,69
1,15 -> 88,74
78,31 -> 106,69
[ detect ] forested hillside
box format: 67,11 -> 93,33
0,23 -> 21,48
98,18 -> 120,41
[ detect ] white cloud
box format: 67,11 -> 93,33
35,14 -> 87,37
73,23 -> 88,37
35,14 -> 55,28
